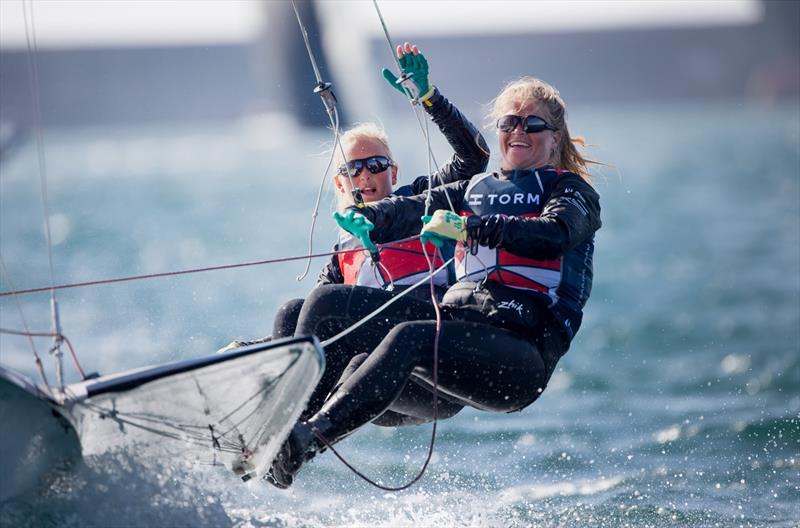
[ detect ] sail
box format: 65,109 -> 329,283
59,336 -> 324,481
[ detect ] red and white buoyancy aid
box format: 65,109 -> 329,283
456,168 -> 562,305
337,231 -> 448,289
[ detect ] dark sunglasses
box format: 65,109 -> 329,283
337,155 -> 394,178
496,114 -> 558,134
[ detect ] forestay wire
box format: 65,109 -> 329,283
21,0 -> 68,388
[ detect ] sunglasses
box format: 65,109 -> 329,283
496,114 -> 558,134
337,155 -> 394,178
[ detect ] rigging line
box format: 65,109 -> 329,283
290,2 -> 363,273
77,403 -> 246,454
215,352 -> 302,438
291,0 -> 324,84
371,0 -> 403,72
289,1 -> 357,198
0,234 -> 422,297
330,100 -> 360,209
23,0 -> 67,388
415,104 -> 455,214
312,247 -> 445,492
370,1 -> 456,215
0,257 -> 50,387
0,328 -> 87,380
297,114 -> 339,281
321,256 -> 453,348
21,1 -> 56,291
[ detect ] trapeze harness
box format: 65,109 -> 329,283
337,231 -> 448,289
455,167 -> 594,340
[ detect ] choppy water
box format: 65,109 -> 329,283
1,100 -> 798,527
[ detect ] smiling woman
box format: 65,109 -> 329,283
230,45 -> 491,480
266,74 -> 602,488
489,76 -> 592,181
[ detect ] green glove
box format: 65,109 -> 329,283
382,51 -> 430,99
420,210 -> 466,248
333,209 -> 377,253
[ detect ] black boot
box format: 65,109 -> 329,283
266,416 -> 331,489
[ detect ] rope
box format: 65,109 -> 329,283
22,0 -> 66,388
0,256 -> 51,387
313,251 -> 448,492
312,0 -> 451,491
290,0 -> 362,278
290,4 -> 447,489
0,328 -> 87,380
321,256 -> 453,347
0,235 -> 422,297
371,0 -> 456,215
296,116 -> 339,281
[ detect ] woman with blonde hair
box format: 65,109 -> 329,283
269,75 -> 601,488
262,42 -> 489,439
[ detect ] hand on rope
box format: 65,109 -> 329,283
382,42 -> 433,103
466,213 -> 507,250
420,210 -> 466,248
333,209 -> 380,260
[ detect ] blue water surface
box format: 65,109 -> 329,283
0,99 -> 798,527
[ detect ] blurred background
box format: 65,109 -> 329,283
1,1 -> 798,527
1,0 -> 797,129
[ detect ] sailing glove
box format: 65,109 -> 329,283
382,50 -> 431,101
466,214 -> 507,250
333,209 -> 376,252
420,210 -> 466,248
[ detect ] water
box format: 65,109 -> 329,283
1,100 -> 798,527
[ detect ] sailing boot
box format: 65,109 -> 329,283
267,382 -> 395,488
266,415 -> 333,489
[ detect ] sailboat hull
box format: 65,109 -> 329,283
0,366 -> 80,502
0,335 -> 325,497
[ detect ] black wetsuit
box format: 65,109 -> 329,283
297,167 -> 601,445
272,86 -> 489,423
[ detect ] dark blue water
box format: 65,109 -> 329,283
1,100 -> 798,527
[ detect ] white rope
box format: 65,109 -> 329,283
297,114 -> 340,281
321,257 -> 453,347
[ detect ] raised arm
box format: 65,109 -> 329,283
382,42 -> 489,193
414,88 -> 490,189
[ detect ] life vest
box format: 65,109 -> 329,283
456,168 -> 562,304
337,232 -> 448,289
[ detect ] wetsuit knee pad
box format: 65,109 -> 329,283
272,298 -> 305,338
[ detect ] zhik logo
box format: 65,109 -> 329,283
497,299 -> 525,317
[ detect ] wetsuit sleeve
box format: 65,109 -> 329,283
499,175 -> 601,259
316,252 -> 344,286
408,88 -> 489,195
358,180 -> 470,244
